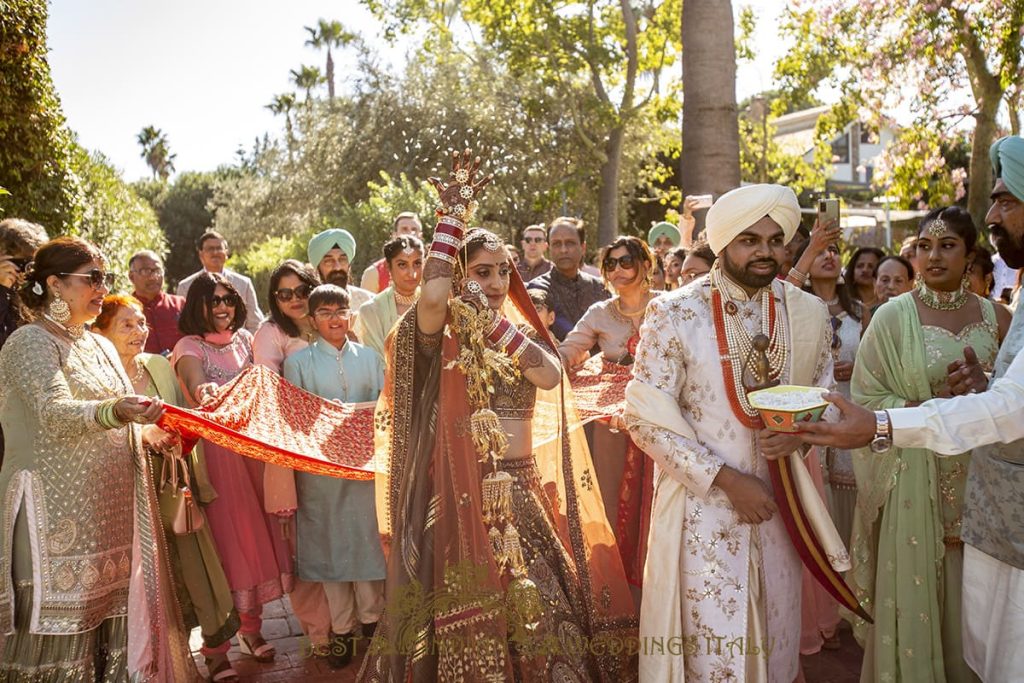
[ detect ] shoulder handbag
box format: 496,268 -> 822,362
157,446 -> 205,535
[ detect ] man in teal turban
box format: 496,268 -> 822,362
989,136 -> 1024,268
307,228 -> 372,310
647,221 -> 681,258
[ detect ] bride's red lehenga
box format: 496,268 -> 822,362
358,255 -> 638,682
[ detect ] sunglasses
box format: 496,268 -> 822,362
210,294 -> 239,308
830,316 -> 843,351
522,236 -> 546,244
602,254 -> 637,272
274,284 -> 312,302
312,309 -> 351,321
60,269 -> 116,289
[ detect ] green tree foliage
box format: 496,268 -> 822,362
212,33 -> 678,277
291,64 -> 324,103
134,171 -> 226,287
362,0 -> 682,246
304,19 -> 358,101
70,147 -> 164,282
137,126 -> 176,181
0,0 -> 82,232
776,0 -> 1024,226
738,93 -> 828,197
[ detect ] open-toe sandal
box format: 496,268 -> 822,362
238,633 -> 276,663
204,654 -> 239,682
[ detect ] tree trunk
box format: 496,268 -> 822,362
680,0 -> 740,210
326,49 -> 335,101
1010,97 -> 1021,136
968,101 -> 999,231
597,125 -> 625,248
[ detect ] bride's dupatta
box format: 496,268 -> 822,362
363,267 -> 636,682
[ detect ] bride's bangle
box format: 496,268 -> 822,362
428,217 -> 466,265
485,316 -> 529,361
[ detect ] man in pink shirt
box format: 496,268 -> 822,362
128,249 -> 185,355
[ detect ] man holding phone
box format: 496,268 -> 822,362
0,217 -> 49,467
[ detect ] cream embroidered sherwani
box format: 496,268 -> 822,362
626,275 -> 833,683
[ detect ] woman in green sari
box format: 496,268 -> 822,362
850,206 -> 1011,682
92,294 -> 241,681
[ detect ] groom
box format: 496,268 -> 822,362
626,184 -> 835,682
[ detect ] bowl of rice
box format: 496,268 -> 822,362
747,385 -> 830,433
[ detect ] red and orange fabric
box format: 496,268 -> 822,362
157,364 -> 377,480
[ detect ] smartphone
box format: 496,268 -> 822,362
689,194 -> 713,210
818,198 -> 840,224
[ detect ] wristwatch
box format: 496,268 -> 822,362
870,410 -> 892,453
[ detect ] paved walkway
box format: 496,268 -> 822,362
189,597 -> 864,682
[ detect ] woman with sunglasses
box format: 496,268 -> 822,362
848,207 -> 1009,682
558,235 -> 659,595
173,272 -> 292,678
354,235 -> 424,356
0,237 -> 195,680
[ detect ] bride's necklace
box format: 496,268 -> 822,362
917,279 -> 968,311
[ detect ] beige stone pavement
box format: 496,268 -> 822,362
188,597 -> 863,682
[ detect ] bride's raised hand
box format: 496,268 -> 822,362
428,148 -> 493,220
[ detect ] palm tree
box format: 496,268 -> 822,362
290,65 -> 324,103
137,126 -> 176,181
304,19 -> 356,100
680,0 -> 740,212
266,93 -> 297,157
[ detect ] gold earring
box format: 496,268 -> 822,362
48,289 -> 71,323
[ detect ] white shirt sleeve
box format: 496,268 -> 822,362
889,347 -> 1024,454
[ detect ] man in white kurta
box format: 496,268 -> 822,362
626,184 -> 834,683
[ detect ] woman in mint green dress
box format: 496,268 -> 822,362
850,207 -> 1011,682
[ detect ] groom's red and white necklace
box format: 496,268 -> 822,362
709,264 -> 789,428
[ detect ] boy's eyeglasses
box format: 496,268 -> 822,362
313,309 -> 351,321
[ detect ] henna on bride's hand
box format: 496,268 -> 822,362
517,342 -> 545,372
422,259 -> 453,284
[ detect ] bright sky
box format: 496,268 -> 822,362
48,0 -> 789,182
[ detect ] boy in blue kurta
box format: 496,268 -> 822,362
283,284 -> 386,669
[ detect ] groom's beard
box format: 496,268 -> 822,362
721,252 -> 779,289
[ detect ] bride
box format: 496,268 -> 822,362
358,151 -> 637,682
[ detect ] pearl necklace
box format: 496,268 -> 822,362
710,267 -> 789,426
130,357 -> 147,385
917,280 -> 968,311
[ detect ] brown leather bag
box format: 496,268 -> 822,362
158,446 -> 205,535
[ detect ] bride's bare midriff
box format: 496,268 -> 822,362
501,418 -> 534,460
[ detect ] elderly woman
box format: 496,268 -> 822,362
558,235 -> 658,592
93,294 -> 239,680
354,235 -> 424,355
0,237 -> 193,680
172,273 -> 292,672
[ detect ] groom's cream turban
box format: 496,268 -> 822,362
705,184 -> 802,255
